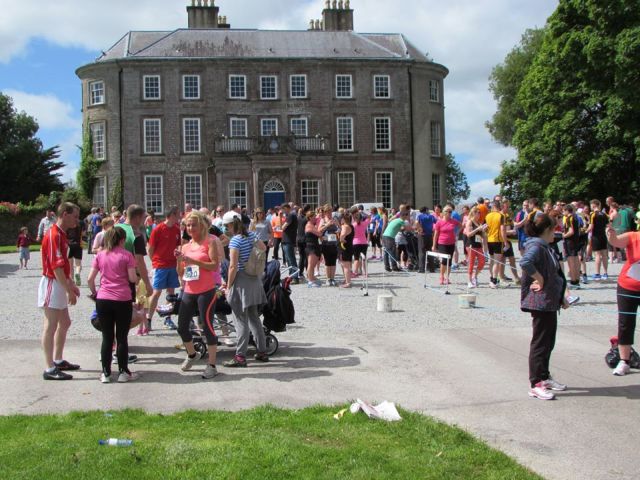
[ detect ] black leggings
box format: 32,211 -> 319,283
617,284 -> 640,345
96,299 -> 132,375
529,310 -> 557,387
177,289 -> 218,346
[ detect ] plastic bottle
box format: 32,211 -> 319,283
98,438 -> 133,447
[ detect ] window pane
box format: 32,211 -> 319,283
432,173 -> 441,207
375,172 -> 393,208
290,118 -> 308,137
375,117 -> 391,151
261,76 -> 277,99
90,122 -> 105,160
337,172 -> 355,207
228,181 -> 247,209
184,175 -> 202,209
301,180 -> 320,209
144,119 -> 161,154
290,75 -> 307,98
183,118 -> 201,153
93,177 -> 106,207
144,75 -> 160,99
230,118 -> 247,138
145,176 -> 163,214
429,80 -> 440,102
336,75 -> 352,98
430,121 -> 441,156
337,117 -> 353,151
374,75 -> 390,98
183,75 -> 200,99
90,81 -> 104,105
261,118 -> 278,136
229,75 -> 246,98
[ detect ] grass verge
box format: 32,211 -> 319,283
0,244 -> 40,254
0,406 -> 540,480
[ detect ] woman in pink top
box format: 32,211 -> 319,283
351,209 -> 371,277
87,227 -> 138,383
432,206 -> 461,285
176,212 -> 220,379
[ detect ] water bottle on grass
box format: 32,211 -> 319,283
99,438 -> 133,447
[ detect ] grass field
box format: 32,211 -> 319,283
0,406 -> 541,480
0,244 -> 40,254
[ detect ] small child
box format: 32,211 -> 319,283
135,274 -> 151,335
16,227 -> 33,269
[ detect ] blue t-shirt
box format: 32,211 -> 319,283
417,213 -> 437,236
516,210 -> 527,244
91,214 -> 102,235
451,211 -> 462,235
229,231 -> 256,271
368,214 -> 382,234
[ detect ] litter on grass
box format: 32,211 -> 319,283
334,399 -> 402,422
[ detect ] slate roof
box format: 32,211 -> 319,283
96,29 -> 434,63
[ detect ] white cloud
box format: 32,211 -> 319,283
466,179 -> 501,203
3,89 -> 79,130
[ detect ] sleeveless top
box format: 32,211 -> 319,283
340,226 -> 354,252
181,237 -> 216,295
305,230 -> 320,249
468,221 -> 483,249
619,232 -> 640,291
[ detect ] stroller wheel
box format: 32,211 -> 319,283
194,341 -> 208,357
265,333 -> 279,356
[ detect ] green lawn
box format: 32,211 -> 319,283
0,244 -> 40,254
0,406 -> 540,480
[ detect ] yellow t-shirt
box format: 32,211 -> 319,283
485,211 -> 505,243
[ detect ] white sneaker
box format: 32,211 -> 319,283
472,278 -> 478,288
467,282 -> 475,289
222,338 -> 236,347
201,364 -> 219,379
181,352 -> 202,371
543,376 -> 567,391
613,360 -> 630,376
528,382 -> 555,400
117,371 -> 140,383
567,295 -> 580,306
100,373 -> 111,384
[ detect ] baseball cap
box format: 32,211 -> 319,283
222,211 -> 241,225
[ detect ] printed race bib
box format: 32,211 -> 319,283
183,265 -> 200,282
627,262 -> 640,282
474,235 -> 482,244
325,234 -> 337,243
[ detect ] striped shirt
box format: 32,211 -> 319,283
229,231 -> 256,271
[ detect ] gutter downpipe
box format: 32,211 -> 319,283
117,62 -> 125,208
408,64 -> 416,207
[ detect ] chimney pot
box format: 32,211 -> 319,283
332,0 -> 337,9
338,0 -> 344,9
345,0 -> 350,8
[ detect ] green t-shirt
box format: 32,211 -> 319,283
116,223 -> 136,253
383,218 -> 405,239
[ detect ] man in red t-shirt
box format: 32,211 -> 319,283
147,206 -> 182,329
38,202 -> 81,380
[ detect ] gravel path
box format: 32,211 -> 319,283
0,248 -> 620,340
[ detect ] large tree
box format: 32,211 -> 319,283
494,0 -> 640,203
444,153 -> 470,204
0,92 -> 64,203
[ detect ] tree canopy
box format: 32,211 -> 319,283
0,92 -> 64,203
445,153 -> 470,204
492,0 -> 640,203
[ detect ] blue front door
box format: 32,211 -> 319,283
264,191 -> 285,210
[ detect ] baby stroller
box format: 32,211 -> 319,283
402,231 -> 420,271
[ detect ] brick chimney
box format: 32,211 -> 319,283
321,0 -> 353,31
187,0 -> 220,29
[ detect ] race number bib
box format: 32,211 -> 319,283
183,265 -> 200,282
325,234 -> 337,243
474,235 -> 482,244
627,262 -> 640,282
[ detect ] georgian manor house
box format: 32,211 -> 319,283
76,0 -> 448,213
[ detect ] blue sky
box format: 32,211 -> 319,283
0,0 -> 558,200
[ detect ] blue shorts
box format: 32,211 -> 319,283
153,267 -> 180,290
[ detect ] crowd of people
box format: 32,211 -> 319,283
29,194 -> 640,398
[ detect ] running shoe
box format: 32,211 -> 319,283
43,368 -> 73,380
472,278 -> 478,288
117,371 -> 140,383
490,281 -> 498,289
501,276 -> 513,282
612,361 -> 630,376
100,373 -> 112,384
543,376 -> 567,391
164,317 -> 178,330
528,382 -> 555,400
201,365 -> 219,379
254,353 -> 270,362
222,338 -> 236,347
467,282 -> 475,289
567,295 -> 580,306
307,281 -> 321,288
181,352 -> 202,371
329,279 -> 337,287
54,360 -> 80,371
581,274 -> 589,284
451,264 -> 459,271
326,279 -> 332,286
602,273 -> 609,280
112,354 -> 139,364
592,274 -> 601,281
224,356 -> 247,368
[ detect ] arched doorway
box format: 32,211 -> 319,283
263,180 -> 285,209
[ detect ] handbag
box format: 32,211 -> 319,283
244,237 -> 266,276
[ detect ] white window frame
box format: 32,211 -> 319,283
93,176 -> 106,208
184,174 -> 203,210
182,74 -> 201,100
301,179 -> 320,209
337,171 -> 356,207
373,75 -> 390,99
260,75 -> 278,100
374,117 -> 392,152
183,118 -> 201,154
290,117 -> 308,137
143,75 -> 161,100
228,181 -> 248,209
432,173 -> 441,207
89,80 -> 105,105
375,172 -> 393,208
143,118 -> 162,155
260,118 -> 278,137
144,175 -> 164,214
89,122 -> 106,160
230,117 -> 248,138
336,117 -> 354,152
229,75 -> 247,99
429,79 -> 440,103
430,121 -> 441,157
290,74 -> 308,99
336,74 -> 353,99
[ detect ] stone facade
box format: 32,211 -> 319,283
76,4 -> 448,214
